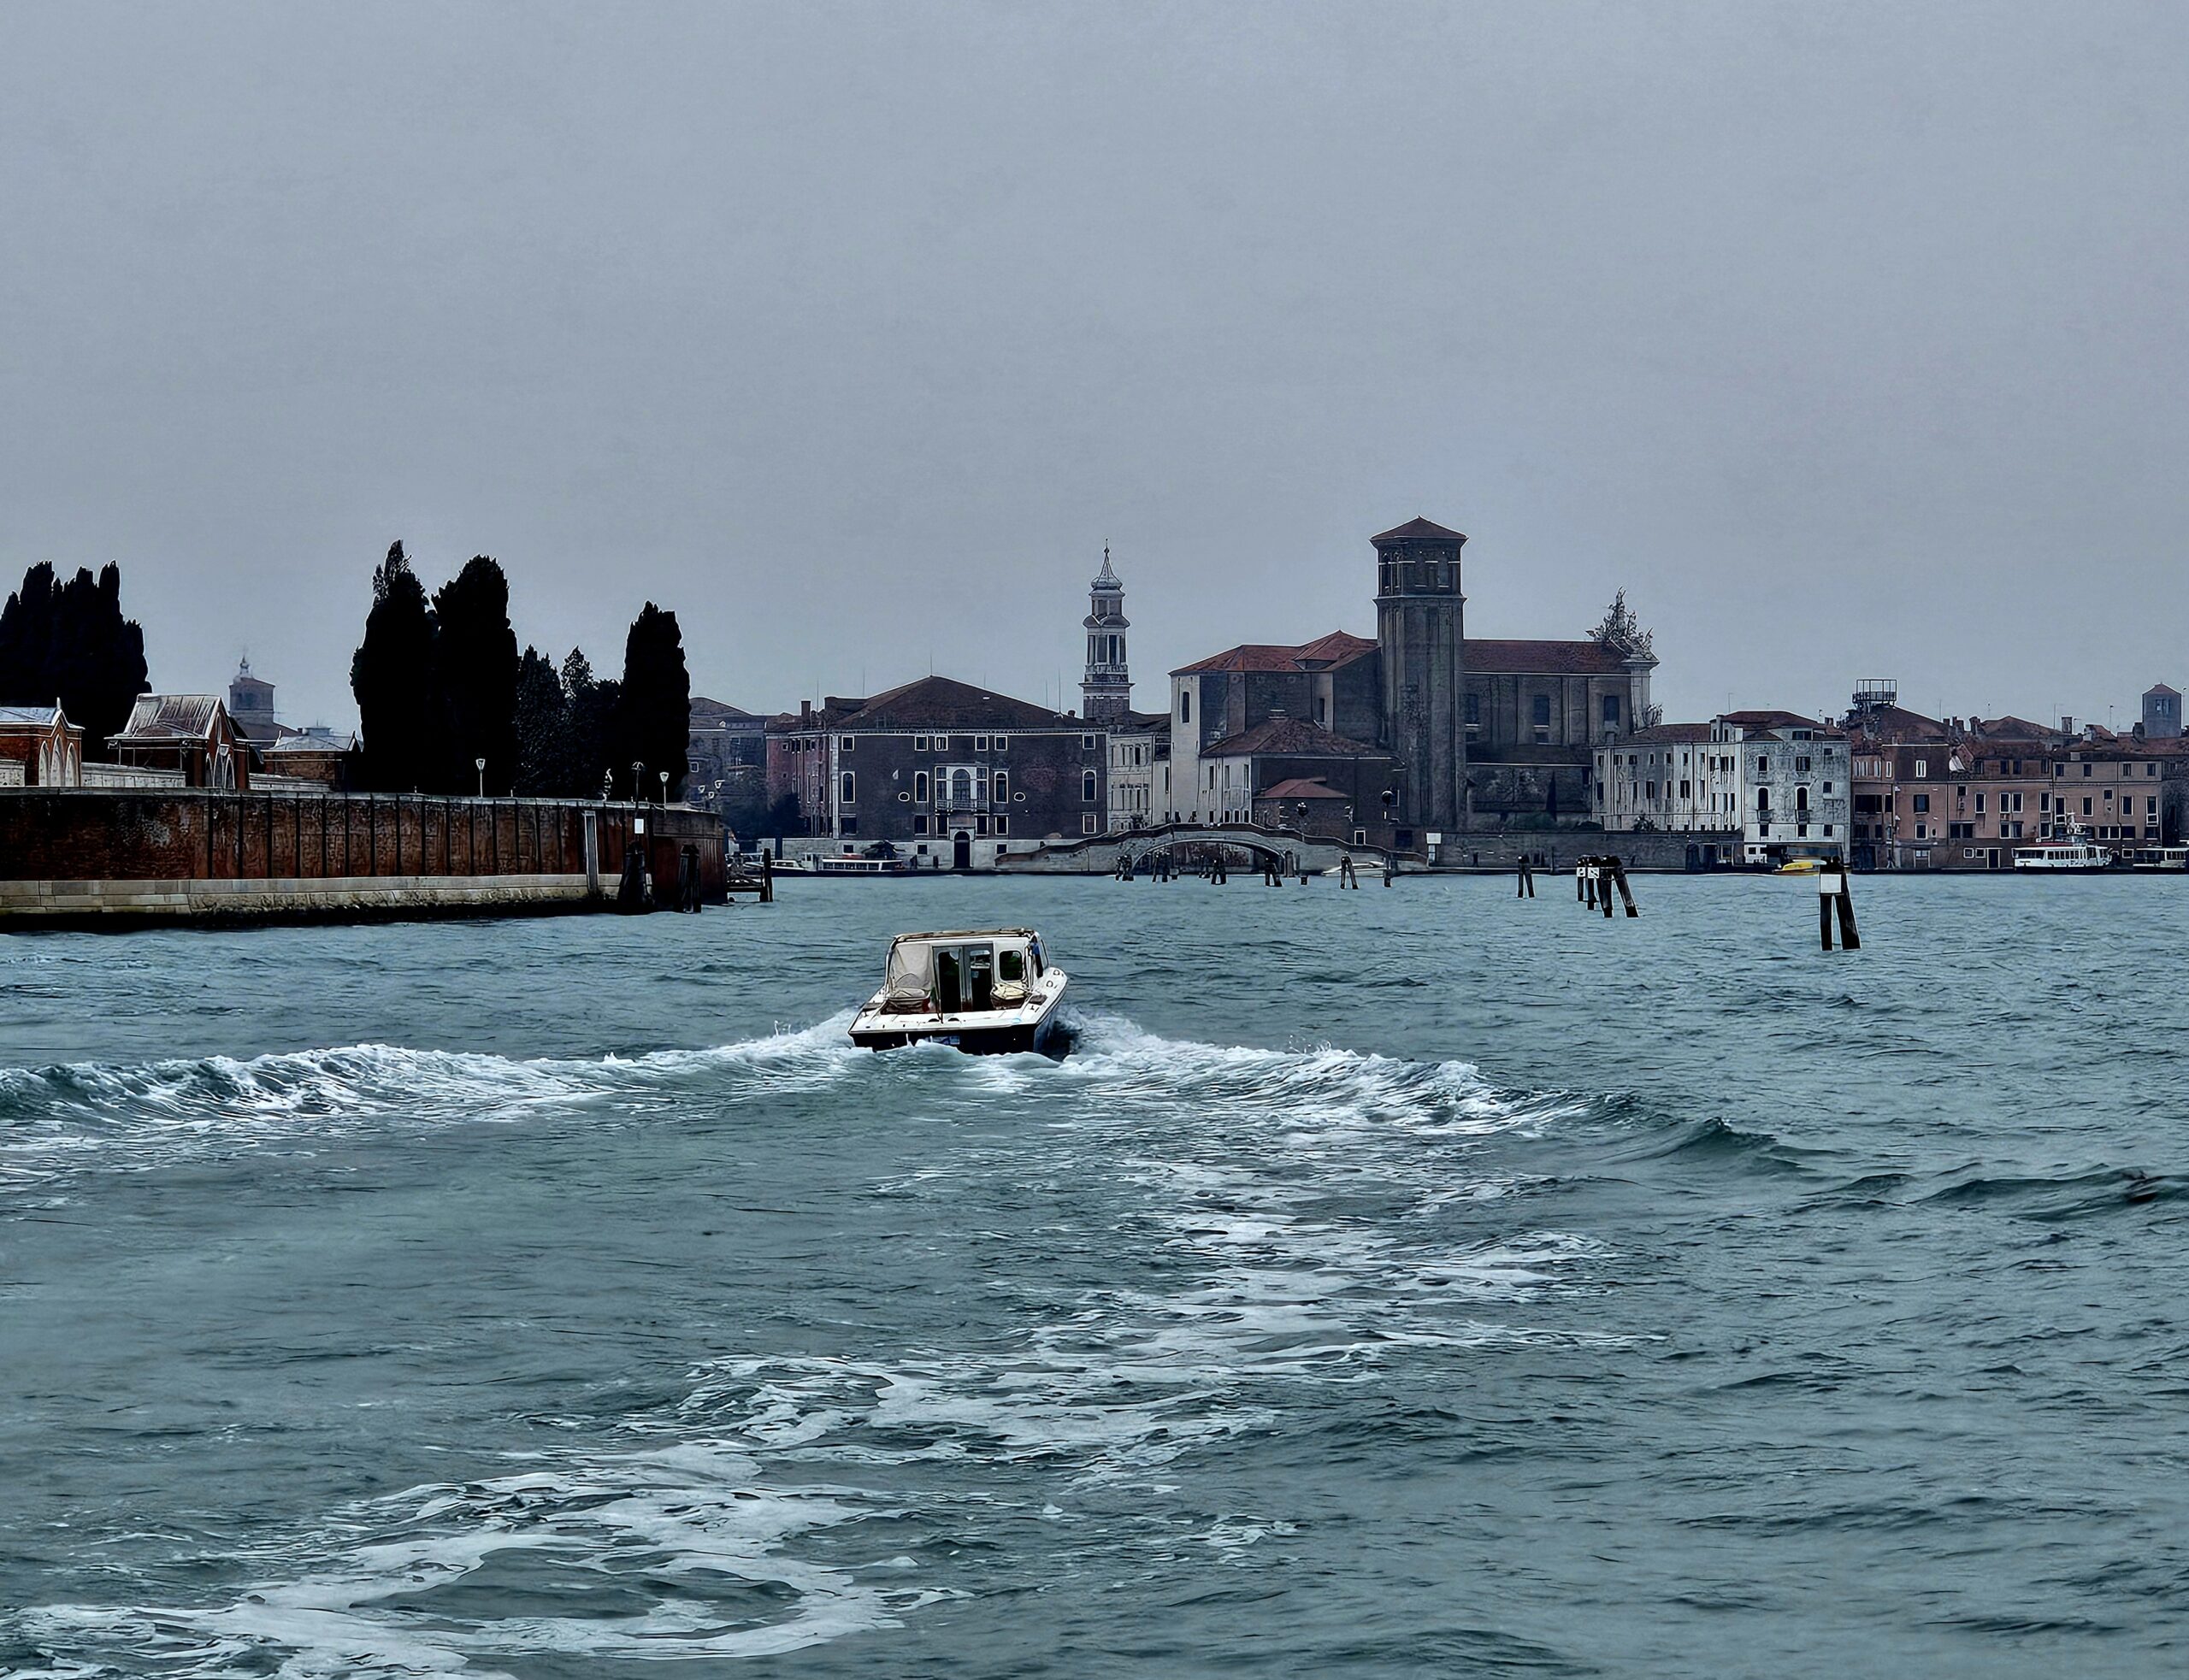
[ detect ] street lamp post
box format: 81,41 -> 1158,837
658,769 -> 670,809
475,756 -> 486,798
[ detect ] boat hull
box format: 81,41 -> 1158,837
849,972 -> 1069,1055
850,1017 -> 1058,1054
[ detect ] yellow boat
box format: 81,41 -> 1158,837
1775,858 -> 1826,875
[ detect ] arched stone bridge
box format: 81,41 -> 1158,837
994,821 -> 1393,876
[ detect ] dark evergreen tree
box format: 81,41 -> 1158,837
432,557 -> 520,793
0,561 -> 150,755
511,645 -> 569,795
562,649 -> 622,798
349,542 -> 439,791
612,603 -> 691,800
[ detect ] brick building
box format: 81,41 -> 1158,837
109,695 -> 249,790
1164,518 -> 1660,850
1199,714 -> 1399,838
0,704 -> 84,788
766,675 -> 1106,869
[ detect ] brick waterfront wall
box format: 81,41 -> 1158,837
0,791 -> 725,893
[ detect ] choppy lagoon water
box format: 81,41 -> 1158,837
3,873 -> 2186,1677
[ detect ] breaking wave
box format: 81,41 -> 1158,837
0,1018 -> 862,1191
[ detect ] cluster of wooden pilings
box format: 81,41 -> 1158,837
1575,856 -> 1639,917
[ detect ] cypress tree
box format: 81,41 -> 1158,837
512,645 -> 569,795
613,604 -> 691,800
432,557 -> 520,793
349,542 -> 439,791
0,561 -> 150,755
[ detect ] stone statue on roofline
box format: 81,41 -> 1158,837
1589,589 -> 1655,662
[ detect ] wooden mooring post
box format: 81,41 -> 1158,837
1517,854 -> 1536,898
1819,860 -> 1860,950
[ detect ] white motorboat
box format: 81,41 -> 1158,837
2131,846 -> 2189,871
849,928 -> 1069,1054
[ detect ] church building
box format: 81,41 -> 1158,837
1160,516 -> 1659,846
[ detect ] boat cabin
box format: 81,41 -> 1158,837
881,928 -> 1047,1016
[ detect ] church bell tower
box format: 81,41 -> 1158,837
1372,516 -> 1467,832
1081,547 -> 1131,725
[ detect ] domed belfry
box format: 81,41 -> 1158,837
1081,546 -> 1132,725
1372,516 -> 1467,831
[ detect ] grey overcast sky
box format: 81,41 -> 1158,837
3,1 -> 2186,732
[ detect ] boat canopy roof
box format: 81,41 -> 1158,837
884,928 -> 1043,996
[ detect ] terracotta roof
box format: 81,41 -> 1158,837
1292,630 -> 1377,668
1846,704 -> 1949,742
1968,715 -> 2051,740
1203,716 -> 1380,758
776,675 -> 1074,733
1172,631 -> 1375,676
1463,638 -> 1627,675
1261,776 -> 1349,800
1622,722 -> 1713,744
2146,683 -> 2180,698
114,694 -> 227,743
1718,708 -> 1821,731
690,696 -> 758,723
1372,516 -> 1466,544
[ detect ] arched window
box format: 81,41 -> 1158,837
1082,770 -> 1098,803
950,769 -> 972,807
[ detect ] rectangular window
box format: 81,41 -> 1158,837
1466,693 -> 1481,728
994,815 -> 1008,835
840,771 -> 855,805
1531,695 -> 1551,727
1912,793 -> 1930,812
994,735 -> 1007,752
841,735 -> 855,752
1974,793 -> 1985,813
912,735 -> 927,751
1179,691 -> 1191,723
974,735 -> 988,752
1082,813 -> 1098,834
1082,734 -> 1098,751
914,813 -> 929,834
2083,797 -> 2093,815
1914,760 -> 1926,778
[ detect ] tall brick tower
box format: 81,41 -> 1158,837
1372,516 -> 1467,832
1080,547 -> 1131,724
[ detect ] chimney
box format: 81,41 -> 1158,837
800,699 -> 812,725
2060,716 -> 2074,736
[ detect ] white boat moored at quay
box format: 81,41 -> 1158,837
2130,846 -> 2189,870
849,928 -> 1069,1054
2012,831 -> 2117,871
